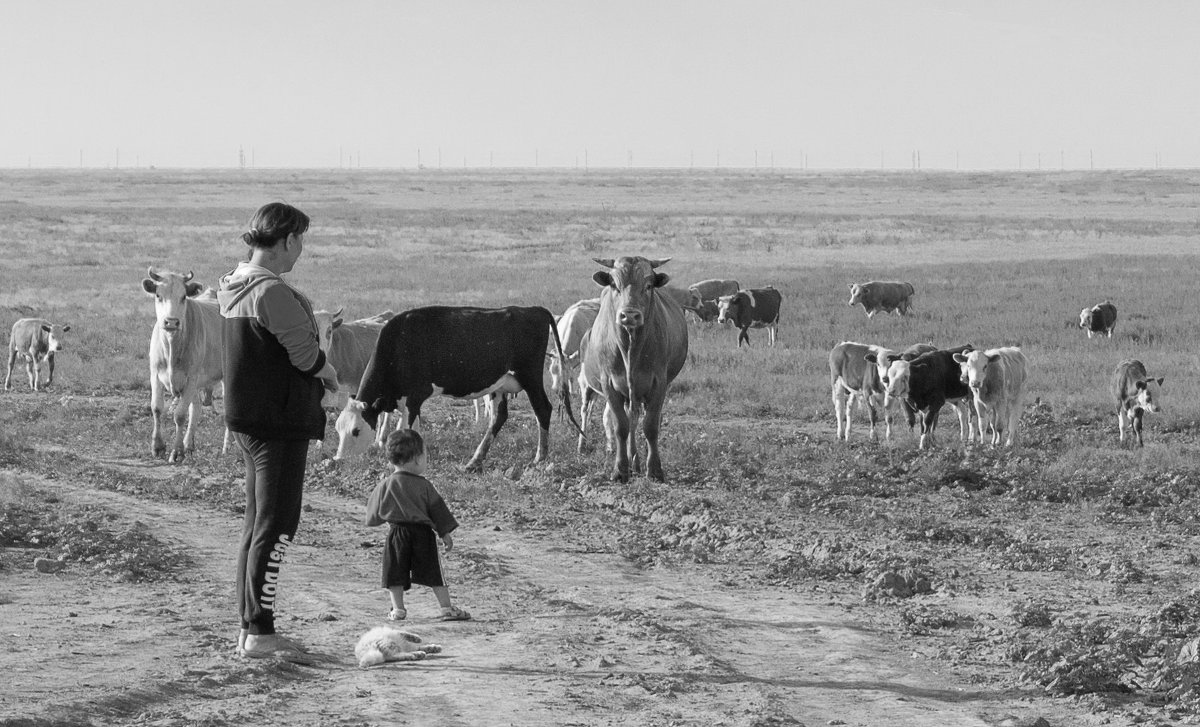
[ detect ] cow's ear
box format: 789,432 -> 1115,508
40,324 -> 51,333
185,282 -> 204,297
952,353 -> 967,363
886,354 -> 902,363
864,353 -> 877,363
592,257 -> 615,268
987,353 -> 1001,363
142,278 -> 157,295
61,325 -> 71,333
1135,380 -> 1147,391
592,271 -> 613,288
653,272 -> 670,288
332,318 -> 344,330
1155,377 -> 1165,386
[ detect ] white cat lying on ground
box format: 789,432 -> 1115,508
355,626 -> 443,668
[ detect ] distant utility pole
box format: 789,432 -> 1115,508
115,148 -> 119,168
79,149 -> 83,168
417,148 -> 422,168
535,149 -> 539,167
1061,150 -> 1065,170
956,151 -> 960,170
627,149 -> 633,168
584,148 -> 588,171
754,150 -> 758,168
239,146 -> 245,170
438,147 -> 442,169
1090,149 -> 1094,170
716,150 -> 720,168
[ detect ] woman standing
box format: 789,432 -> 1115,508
218,202 -> 338,660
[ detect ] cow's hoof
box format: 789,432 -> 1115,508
168,450 -> 185,464
464,460 -> 483,474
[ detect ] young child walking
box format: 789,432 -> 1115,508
365,429 -> 472,622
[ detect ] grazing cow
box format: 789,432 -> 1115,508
547,298 -> 601,397
882,345 -> 976,450
1080,301 -> 1117,338
829,341 -> 887,441
1110,359 -> 1164,447
141,268 -> 224,462
4,318 -> 70,391
333,306 -> 577,470
717,288 -> 782,347
687,278 -> 740,309
953,347 -> 1028,447
583,256 -> 689,482
682,299 -> 720,323
847,281 -> 916,318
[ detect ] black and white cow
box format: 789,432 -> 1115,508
333,306 -> 577,470
881,344 -> 976,450
1080,301 -> 1117,338
847,281 -> 916,318
716,287 -> 782,347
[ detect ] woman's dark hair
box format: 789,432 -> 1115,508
242,202 -> 310,248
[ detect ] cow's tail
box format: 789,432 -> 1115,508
547,311 -> 584,437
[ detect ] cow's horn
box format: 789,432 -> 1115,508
183,270 -> 194,282
647,257 -> 671,268
592,257 -> 615,268
147,266 -> 162,281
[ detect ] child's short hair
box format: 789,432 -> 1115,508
385,428 -> 425,465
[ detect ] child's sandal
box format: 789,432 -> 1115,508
387,608 -> 407,621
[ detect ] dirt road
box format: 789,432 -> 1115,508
0,455 -> 1118,727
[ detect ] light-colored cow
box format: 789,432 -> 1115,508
547,298 -> 601,397
953,347 -> 1028,447
583,257 -> 689,482
5,318 -> 70,391
142,268 -> 224,463
1110,359 -> 1164,447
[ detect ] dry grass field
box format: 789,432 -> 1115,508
2,168 -> 1200,726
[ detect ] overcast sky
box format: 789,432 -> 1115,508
3,0 -> 1198,170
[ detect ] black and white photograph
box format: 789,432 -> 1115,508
3,2 -> 1200,725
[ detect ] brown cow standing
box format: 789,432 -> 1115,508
5,318 -> 71,391
582,256 -> 689,482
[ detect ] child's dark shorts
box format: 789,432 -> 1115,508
382,522 -> 445,590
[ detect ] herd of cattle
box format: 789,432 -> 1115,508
1,257 -> 1167,481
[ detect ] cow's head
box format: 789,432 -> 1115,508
334,398 -> 386,460
1079,307 -> 1095,329
142,267 -> 204,333
1131,376 -> 1166,414
592,257 -> 671,332
881,356 -> 911,409
953,350 -> 999,392
313,307 -> 345,354
716,293 -> 744,325
847,283 -> 864,308
863,347 -> 894,392
41,322 -> 71,352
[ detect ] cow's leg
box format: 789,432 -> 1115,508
864,393 -> 880,441
833,384 -> 850,440
1116,408 -> 1128,443
738,329 -> 750,347
627,401 -> 644,475
45,351 -> 55,388
1087,330 -> 1094,339
1132,409 -> 1144,447
642,396 -> 667,482
26,356 -> 38,391
3,349 -> 16,390
169,391 -> 195,463
524,379 -> 553,464
150,371 -> 167,457
466,395 -> 507,472
182,392 -> 203,456
606,393 -> 632,482
1005,400 -> 1021,447
919,408 -> 941,450
768,323 -> 777,347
